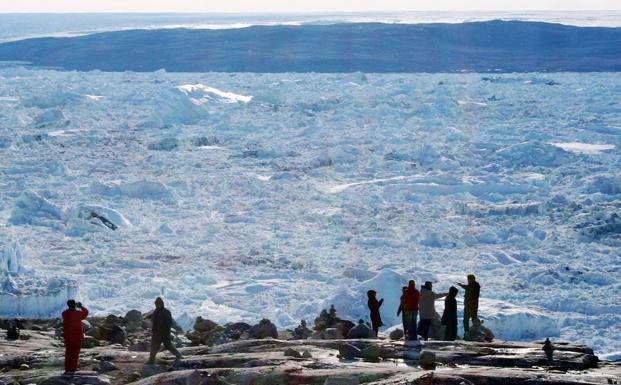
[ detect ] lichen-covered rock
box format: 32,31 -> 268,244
284,348 -> 302,358
346,321 -> 373,339
193,317 -> 218,333
361,344 -> 382,361
337,343 -> 361,359
419,350 -> 436,369
248,319 -> 278,339
124,310 -> 143,332
389,328 -> 404,340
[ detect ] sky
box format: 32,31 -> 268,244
0,0 -> 620,13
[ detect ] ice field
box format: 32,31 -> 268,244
0,67 -> 620,355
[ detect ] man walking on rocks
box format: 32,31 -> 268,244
62,300 -> 89,374
458,274 -> 480,334
402,280 -> 420,341
148,297 -> 183,365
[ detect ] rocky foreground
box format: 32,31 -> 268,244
0,315 -> 620,385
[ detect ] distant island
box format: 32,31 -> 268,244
0,20 -> 619,72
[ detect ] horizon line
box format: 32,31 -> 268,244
0,9 -> 620,15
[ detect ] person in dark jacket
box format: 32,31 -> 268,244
367,290 -> 384,336
396,286 -> 407,336
402,280 -> 420,341
62,300 -> 89,374
148,297 -> 182,364
457,274 -> 480,334
441,286 -> 459,341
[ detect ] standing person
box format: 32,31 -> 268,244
148,297 -> 183,365
441,286 -> 459,341
543,338 -> 555,364
457,274 -> 480,334
418,281 -> 448,340
367,290 -> 384,336
402,280 -> 420,341
62,300 -> 89,374
396,286 -> 407,336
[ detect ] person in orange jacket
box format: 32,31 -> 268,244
402,280 -> 420,341
62,300 -> 89,374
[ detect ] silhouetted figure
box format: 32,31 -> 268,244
6,319 -> 19,340
293,320 -> 313,339
458,274 -> 480,334
396,286 -> 407,336
543,338 -> 555,364
402,280 -> 420,341
62,300 -> 89,374
148,297 -> 182,365
367,290 -> 384,336
418,281 -> 448,340
441,286 -> 459,341
329,305 -> 337,320
464,318 -> 494,342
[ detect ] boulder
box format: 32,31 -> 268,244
97,360 -> 118,373
223,322 -> 251,340
323,328 -> 344,339
581,354 -> 599,369
302,350 -> 313,358
284,348 -> 302,358
419,350 -> 436,369
389,328 -> 404,341
337,343 -> 361,359
81,320 -> 93,333
361,344 -> 382,361
126,372 -> 141,383
99,325 -> 127,345
82,336 -> 101,349
248,319 -> 278,339
193,317 -> 219,333
347,321 -> 373,339
124,310 -> 143,332
292,320 -> 313,340
336,320 -> 356,338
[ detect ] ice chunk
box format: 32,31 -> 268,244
9,190 -> 63,226
479,299 -> 560,340
0,240 -> 24,274
0,242 -> 76,318
33,109 -> 68,128
150,84 -> 251,126
176,84 -> 252,104
90,180 -> 179,202
63,204 -> 132,236
550,142 -> 614,155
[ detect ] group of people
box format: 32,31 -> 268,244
61,297 -> 181,374
59,275 -> 483,373
367,274 -> 482,341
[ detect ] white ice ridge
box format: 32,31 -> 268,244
0,241 -> 76,318
550,142 -> 615,155
322,175 -> 534,195
176,84 -> 253,104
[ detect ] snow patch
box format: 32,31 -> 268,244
550,142 -> 614,155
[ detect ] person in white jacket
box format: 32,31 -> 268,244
418,281 -> 447,340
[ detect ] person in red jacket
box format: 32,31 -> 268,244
62,300 -> 89,374
402,280 -> 420,341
